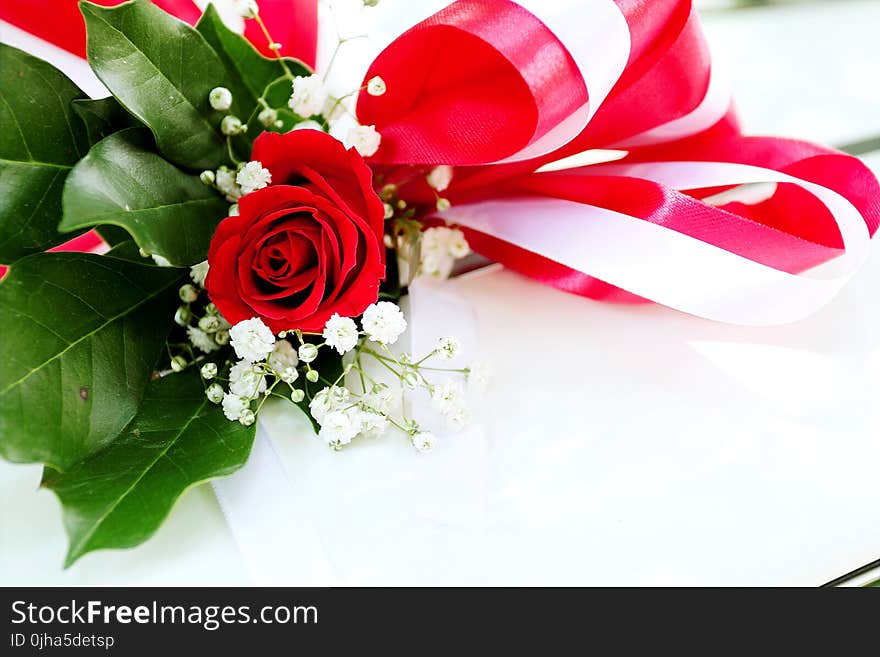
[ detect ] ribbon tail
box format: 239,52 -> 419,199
212,423 -> 335,585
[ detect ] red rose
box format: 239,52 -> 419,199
206,130 -> 386,333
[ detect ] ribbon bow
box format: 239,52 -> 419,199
5,0 -> 878,325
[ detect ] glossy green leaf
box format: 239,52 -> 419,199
60,128 -> 228,266
42,370 -> 256,566
0,43 -> 89,264
0,252 -> 184,469
80,0 -> 230,169
195,3 -> 310,142
71,96 -> 140,144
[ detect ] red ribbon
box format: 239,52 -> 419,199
4,0 -> 877,313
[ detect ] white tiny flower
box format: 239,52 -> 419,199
268,339 -> 298,372
344,124 -> 381,157
318,410 -> 360,447
426,165 -> 453,192
280,366 -> 299,384
206,383 -> 224,404
239,408 -> 256,426
445,406 -> 470,431
209,86 -> 233,111
437,336 -> 461,360
468,360 -> 490,391
198,315 -> 222,333
306,369 -> 319,383
258,107 -> 278,127
322,313 -> 359,355
362,383 -> 395,415
289,74 -> 327,118
190,260 -> 209,287
298,343 -> 319,363
435,197 -> 451,212
174,306 -> 192,327
229,317 -> 275,362
431,380 -> 465,415
229,360 -> 267,398
170,355 -> 188,372
293,119 -> 324,131
201,362 -> 218,380
447,229 -> 471,259
222,393 -> 248,421
215,329 -> 230,346
187,326 -> 220,353
357,410 -> 389,438
221,115 -> 244,136
361,301 -> 407,345
366,76 -> 386,96
290,388 -> 305,403
179,284 -> 199,303
309,388 -> 334,424
229,203 -> 240,216
151,254 -> 172,267
215,168 -> 241,199
200,170 -> 216,185
236,161 -> 272,196
412,431 -> 435,452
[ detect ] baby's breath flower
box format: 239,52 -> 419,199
209,86 -> 233,111
229,203 -> 240,216
437,336 -> 461,360
190,260 -> 209,288
435,198 -> 451,212
363,383 -> 395,415
237,0 -> 259,19
280,366 -> 299,384
322,314 -> 359,355
215,329 -> 230,346
258,107 -> 278,127
206,383 -> 224,404
179,284 -> 199,303
426,165 -> 453,192
152,254 -> 172,267
366,76 -> 386,96
174,306 -> 192,327
290,388 -> 305,403
289,74 -> 327,118
268,340 -> 299,372
221,115 -> 244,136
412,431 -> 435,452
344,124 -> 381,157
222,393 -> 248,421
358,410 -> 389,438
199,170 -> 216,185
187,326 -> 220,353
236,161 -> 272,196
306,369 -> 319,383
229,360 -> 267,398
431,380 -> 465,415
215,168 -> 241,199
239,409 -> 256,426
201,362 -> 218,380
170,355 -> 188,373
318,410 -> 360,447
198,315 -> 222,333
361,301 -> 406,345
229,317 -> 275,362
298,343 -> 319,363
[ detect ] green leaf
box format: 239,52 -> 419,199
42,370 -> 256,566
71,96 -> 140,144
0,43 -> 90,264
195,3 -> 310,142
0,252 -> 184,469
80,0 -> 230,169
60,128 -> 228,266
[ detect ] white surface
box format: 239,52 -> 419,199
1,0 -> 880,585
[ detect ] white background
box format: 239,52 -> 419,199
1,0 -> 879,585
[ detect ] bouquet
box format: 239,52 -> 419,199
0,0 -> 877,567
